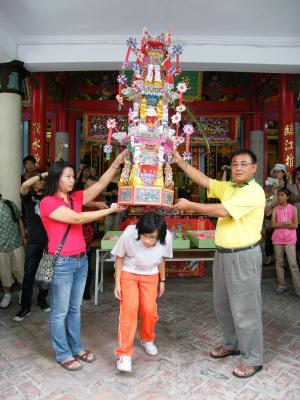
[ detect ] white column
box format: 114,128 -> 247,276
0,92 -> 22,208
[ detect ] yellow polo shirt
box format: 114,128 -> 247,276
208,178 -> 265,248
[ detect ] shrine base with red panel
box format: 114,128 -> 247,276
118,186 -> 174,207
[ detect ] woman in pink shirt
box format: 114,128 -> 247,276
40,153 -> 126,371
271,188 -> 300,297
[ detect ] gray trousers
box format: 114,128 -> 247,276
213,245 -> 263,366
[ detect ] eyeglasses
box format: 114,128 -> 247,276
141,234 -> 158,241
231,162 -> 254,168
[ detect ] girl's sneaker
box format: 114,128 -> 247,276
141,340 -> 158,356
295,290 -> 300,298
275,287 -> 288,294
0,294 -> 12,309
116,355 -> 132,372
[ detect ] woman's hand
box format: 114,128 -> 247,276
158,282 -> 165,298
172,151 -> 183,165
114,149 -> 129,166
114,281 -> 122,300
95,201 -> 108,210
109,205 -> 126,214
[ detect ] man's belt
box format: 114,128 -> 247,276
216,243 -> 259,254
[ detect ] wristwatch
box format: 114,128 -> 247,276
38,173 -> 43,180
160,279 -> 166,283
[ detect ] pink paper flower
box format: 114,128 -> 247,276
106,119 -> 117,129
176,105 -> 186,113
183,123 -> 194,135
176,82 -> 187,93
116,95 -> 124,105
121,61 -> 131,70
171,112 -> 181,124
104,144 -> 112,154
126,37 -> 137,48
117,74 -> 128,85
172,45 -> 183,55
182,151 -> 192,161
172,136 -> 184,150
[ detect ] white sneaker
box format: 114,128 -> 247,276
141,340 -> 158,356
0,294 -> 12,309
116,355 -> 132,372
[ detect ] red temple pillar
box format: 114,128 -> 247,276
68,112 -> 77,165
244,114 -> 251,148
252,112 -> 263,131
30,73 -> 47,169
279,74 -> 295,178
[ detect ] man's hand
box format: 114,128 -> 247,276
58,138 -> 64,152
114,282 -> 122,300
172,198 -> 194,211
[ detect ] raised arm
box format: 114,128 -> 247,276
54,139 -> 65,162
83,149 -> 128,205
173,151 -> 210,189
49,204 -> 124,225
172,198 -> 230,218
20,172 -> 48,196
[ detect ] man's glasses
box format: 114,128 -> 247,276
231,162 -> 254,169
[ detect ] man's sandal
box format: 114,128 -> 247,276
210,345 -> 241,359
58,358 -> 82,371
74,350 -> 95,363
233,364 -> 263,378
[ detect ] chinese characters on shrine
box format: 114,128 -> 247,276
283,123 -> 295,181
31,122 -> 42,166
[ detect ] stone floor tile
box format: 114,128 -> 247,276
0,278 -> 299,400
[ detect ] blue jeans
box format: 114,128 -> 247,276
49,254 -> 88,362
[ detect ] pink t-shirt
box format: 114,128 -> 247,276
40,191 -> 86,256
271,203 -> 297,245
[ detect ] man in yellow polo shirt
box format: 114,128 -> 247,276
173,148 -> 265,379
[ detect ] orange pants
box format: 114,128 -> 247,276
116,271 -> 159,356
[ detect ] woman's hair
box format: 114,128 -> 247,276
282,171 -> 288,188
136,212 -> 167,245
277,187 -> 291,200
293,166 -> 300,184
44,161 -> 75,196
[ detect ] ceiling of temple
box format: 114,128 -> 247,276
1,0 -> 300,72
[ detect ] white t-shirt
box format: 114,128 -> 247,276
111,224 -> 173,275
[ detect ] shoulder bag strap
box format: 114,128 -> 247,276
54,198 -> 74,257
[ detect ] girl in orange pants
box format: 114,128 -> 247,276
111,213 -> 173,372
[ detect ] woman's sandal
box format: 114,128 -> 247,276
233,364 -> 263,378
74,350 -> 95,363
58,358 -> 82,371
210,345 -> 241,359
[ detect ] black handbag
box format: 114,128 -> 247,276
35,199 -> 73,289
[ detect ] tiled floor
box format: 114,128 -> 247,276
0,277 -> 300,400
